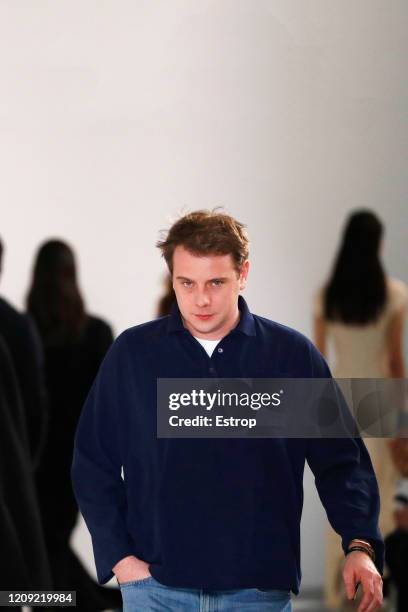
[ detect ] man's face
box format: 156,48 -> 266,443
172,245 -> 249,340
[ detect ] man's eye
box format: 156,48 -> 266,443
183,281 -> 193,288
212,280 -> 223,286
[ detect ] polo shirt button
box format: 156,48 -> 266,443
217,347 -> 223,353
209,367 -> 216,374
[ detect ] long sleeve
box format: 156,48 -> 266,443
304,341 -> 385,574
71,332 -> 134,584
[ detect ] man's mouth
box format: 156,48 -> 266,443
195,314 -> 213,320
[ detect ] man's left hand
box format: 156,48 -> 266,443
343,551 -> 383,611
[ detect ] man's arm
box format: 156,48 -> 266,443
306,426 -> 384,611
305,340 -> 384,611
71,332 -> 140,584
303,339 -> 385,572
306,435 -> 384,573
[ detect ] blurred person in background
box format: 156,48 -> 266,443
385,434 -> 408,610
0,334 -> 51,608
0,236 -> 48,469
385,475 -> 408,611
156,273 -> 176,317
313,209 -> 407,610
26,239 -> 121,611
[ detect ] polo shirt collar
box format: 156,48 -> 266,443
166,294 -> 256,337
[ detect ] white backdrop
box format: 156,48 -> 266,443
1,0 -> 407,590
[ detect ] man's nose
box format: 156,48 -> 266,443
195,288 -> 211,308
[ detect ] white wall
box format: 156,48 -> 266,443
1,0 -> 407,590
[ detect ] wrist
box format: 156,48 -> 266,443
112,555 -> 138,574
112,555 -> 150,583
347,539 -> 375,563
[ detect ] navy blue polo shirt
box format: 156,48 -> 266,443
71,295 -> 384,593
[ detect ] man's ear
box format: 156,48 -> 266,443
239,260 -> 249,290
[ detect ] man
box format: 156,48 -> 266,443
72,210 -> 384,611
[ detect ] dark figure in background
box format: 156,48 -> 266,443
156,274 -> 176,317
26,239 -> 121,611
0,237 -> 48,468
0,334 -> 51,605
385,480 -> 408,612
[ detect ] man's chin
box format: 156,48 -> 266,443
185,317 -> 219,336
192,322 -> 217,334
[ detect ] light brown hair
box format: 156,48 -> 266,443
156,208 -> 249,275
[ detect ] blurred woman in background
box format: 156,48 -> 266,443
156,273 -> 175,317
313,210 -> 407,610
26,239 -> 121,611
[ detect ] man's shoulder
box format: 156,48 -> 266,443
253,312 -> 314,349
252,313 -> 328,376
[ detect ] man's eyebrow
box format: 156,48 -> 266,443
175,276 -> 229,282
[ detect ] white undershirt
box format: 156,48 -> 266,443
193,336 -> 221,358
